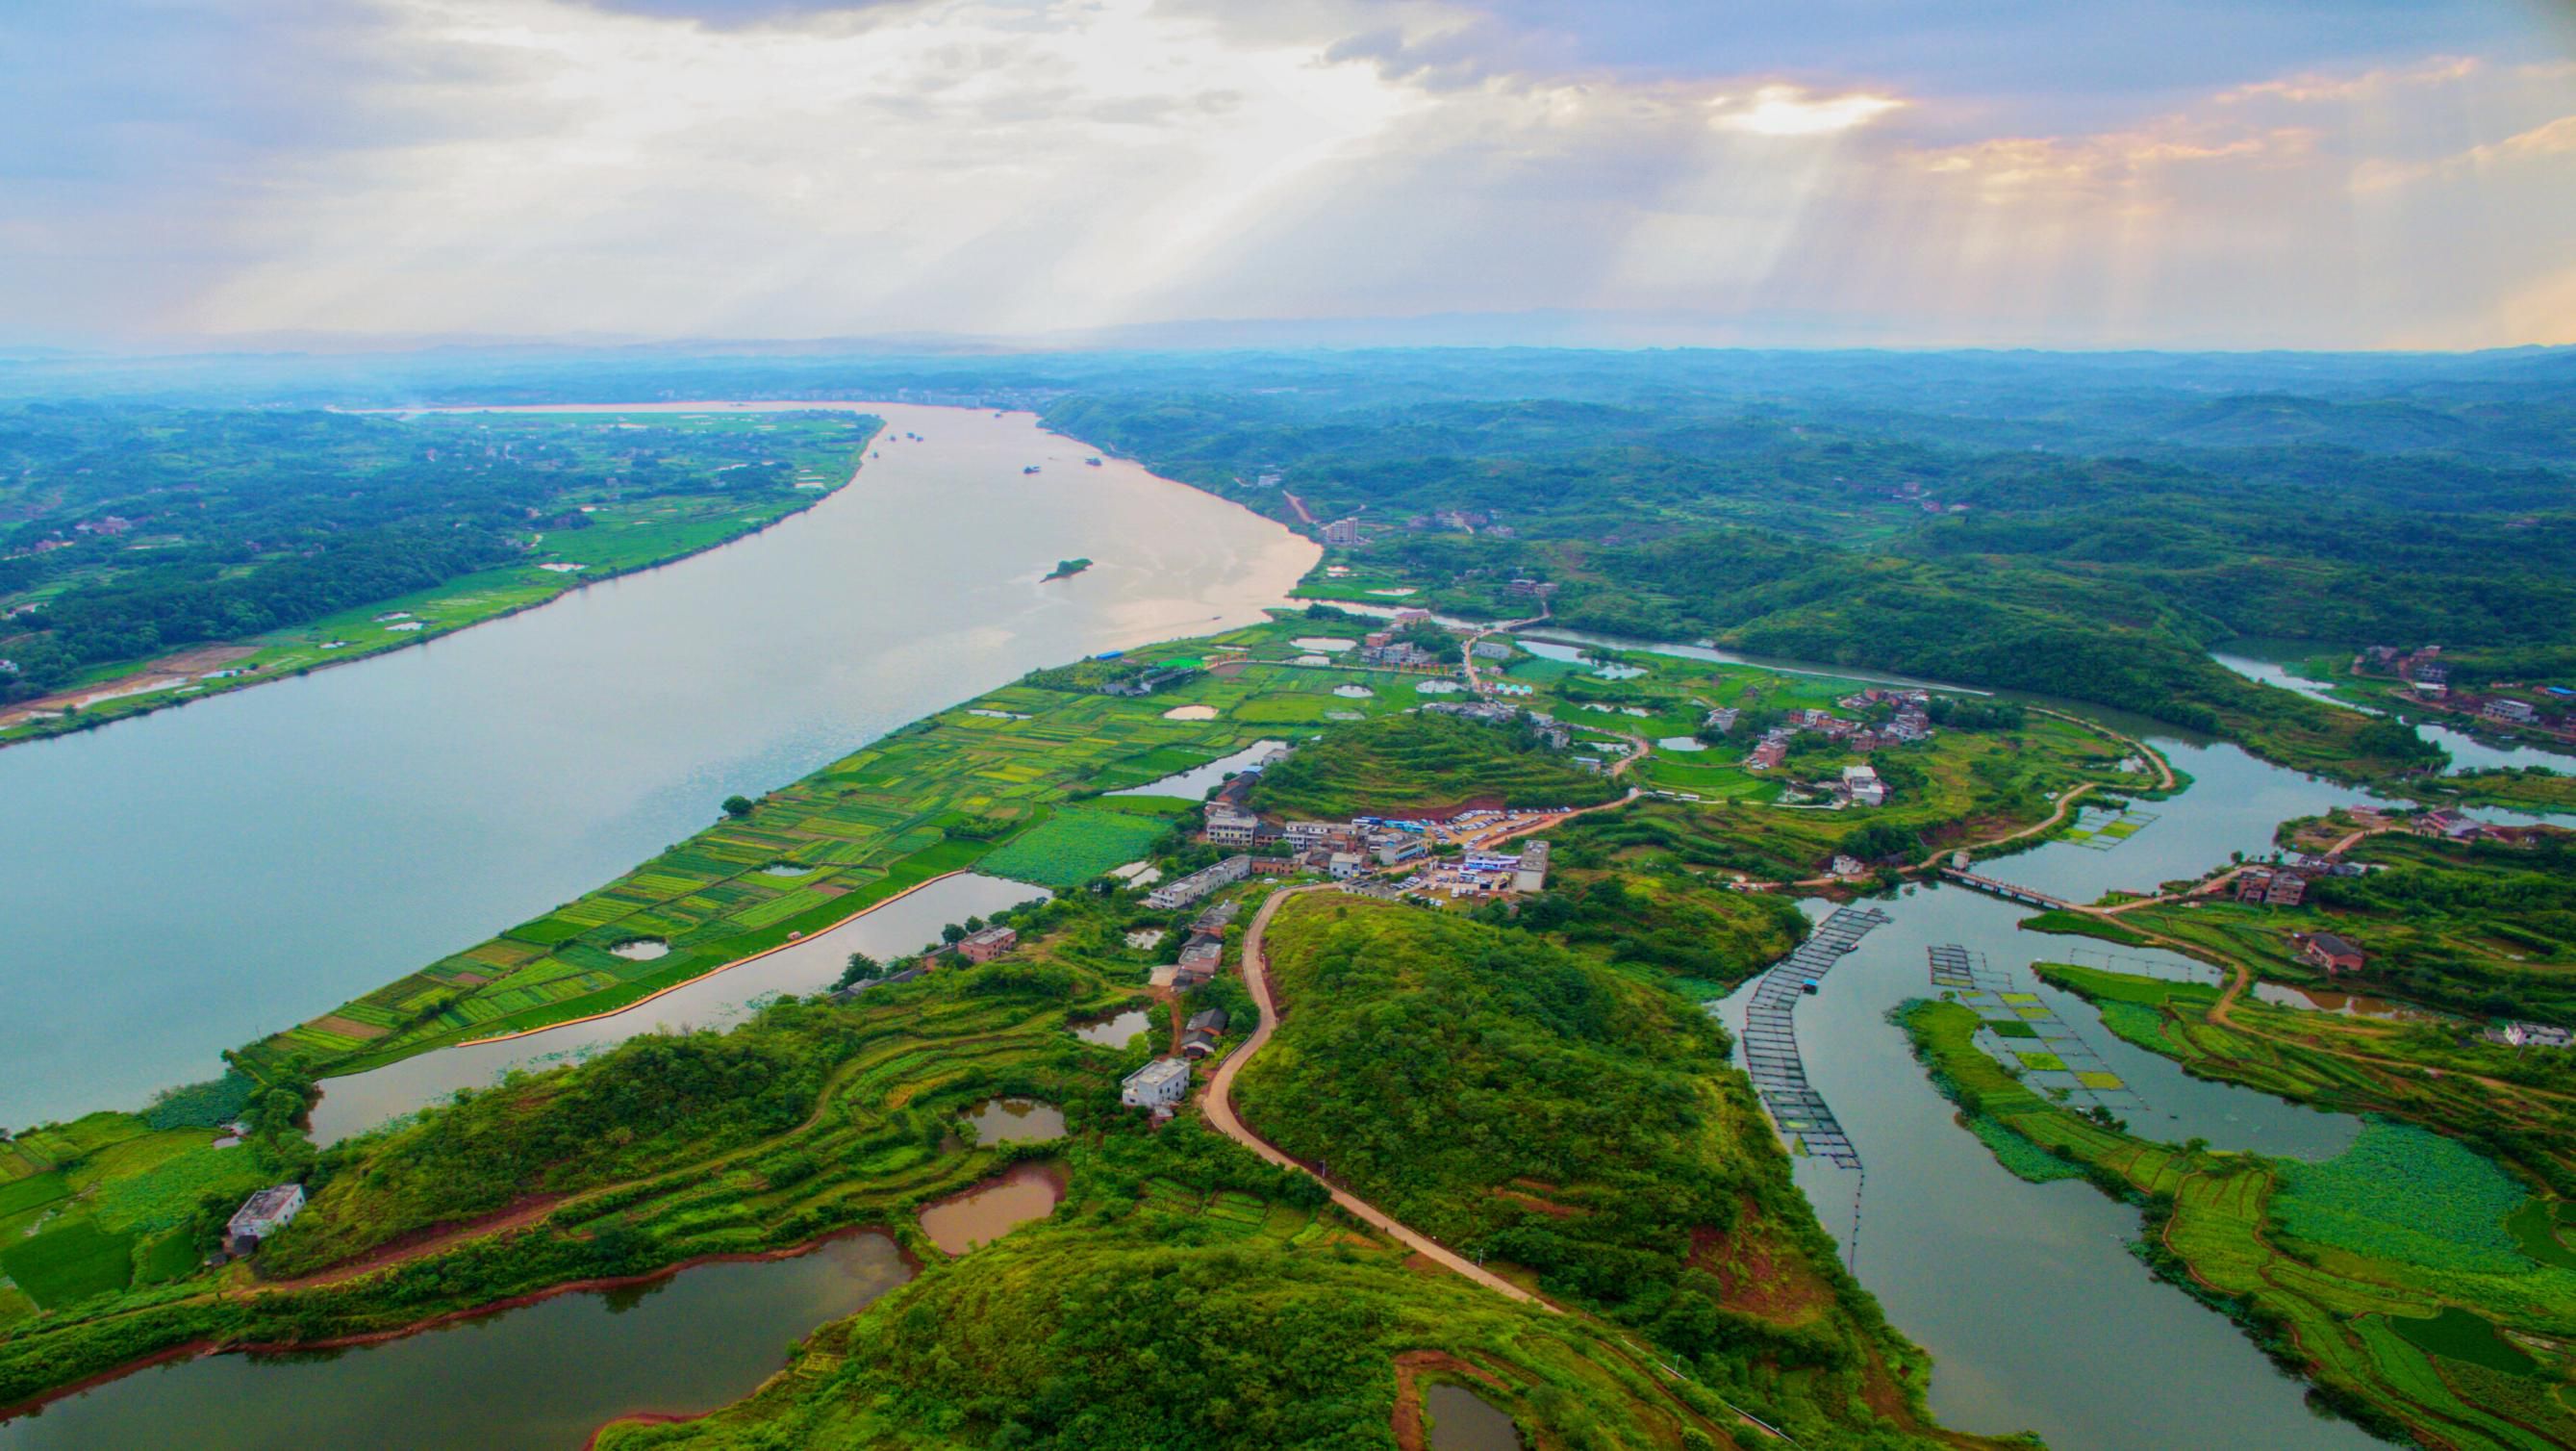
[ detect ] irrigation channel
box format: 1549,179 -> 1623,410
0,403 -> 1318,1123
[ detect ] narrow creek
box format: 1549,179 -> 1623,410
0,1233 -> 910,1451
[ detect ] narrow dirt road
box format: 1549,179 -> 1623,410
1200,884 -> 1558,1311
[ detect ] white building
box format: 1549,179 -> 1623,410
1146,854 -> 1252,910
1328,851 -> 1367,879
1323,518 -> 1363,547
1842,765 -> 1887,807
1512,840 -> 1551,894
1203,805 -> 1259,847
226,1184 -> 307,1256
1284,820 -> 1342,848
1121,1057 -> 1192,1109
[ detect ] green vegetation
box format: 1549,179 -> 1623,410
1236,896 -> 1955,1444
1902,996 -> 2576,1449
1249,710 -> 1620,817
2272,1122 -> 2533,1276
0,893 -> 1135,1406
1046,358 -> 2574,780
1,407 -> 879,742
2102,825 -> 2576,1027
978,804 -> 1178,888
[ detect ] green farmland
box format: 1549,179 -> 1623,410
237,618 -> 1433,1082
1905,991 -> 2576,1450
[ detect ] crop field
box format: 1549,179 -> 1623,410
978,805 -> 1177,888
1904,993 -> 2576,1450
239,620 -> 1347,1079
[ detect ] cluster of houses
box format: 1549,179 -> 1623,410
1424,698 -> 1573,750
1406,508 -> 1496,533
2365,645 -> 2449,690
2234,866 -> 2310,907
1737,694 -> 1932,779
2486,1021 -> 2575,1051
2412,809 -> 2541,847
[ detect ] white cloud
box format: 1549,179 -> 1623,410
8,0 -> 2573,348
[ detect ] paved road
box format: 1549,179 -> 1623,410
1200,884 -> 1557,1311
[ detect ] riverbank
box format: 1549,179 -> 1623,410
0,402 -> 1320,1124
0,413 -> 881,751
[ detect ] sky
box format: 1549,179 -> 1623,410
4,0 -> 2574,350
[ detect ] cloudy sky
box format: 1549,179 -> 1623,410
6,0 -> 2574,349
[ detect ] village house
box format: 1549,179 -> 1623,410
1284,820 -> 1345,850
1505,577 -> 1556,597
2299,932 -> 2367,975
1323,518 -> 1363,547
1174,937 -> 1224,986
1704,707 -> 1739,734
1328,851 -> 1367,879
955,925 -> 1019,963
1513,840 -> 1551,894
2484,698 -> 2539,725
1841,764 -> 1887,807
226,1184 -> 308,1258
1181,1006 -> 1230,1059
1202,804 -> 1259,847
1376,839 -> 1427,867
1145,854 -> 1252,910
1471,640 -> 1516,661
1121,1057 -> 1192,1111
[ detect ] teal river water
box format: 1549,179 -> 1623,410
0,417 -> 2515,1448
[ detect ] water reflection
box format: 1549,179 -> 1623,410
0,1234 -> 910,1451
918,1161 -> 1065,1255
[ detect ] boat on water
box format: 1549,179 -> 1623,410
1023,464 -> 1042,474
1084,457 -> 1102,467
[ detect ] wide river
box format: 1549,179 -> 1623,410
0,420 -> 2505,1450
0,404 -> 1316,1124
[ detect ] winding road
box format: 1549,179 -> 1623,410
1200,884 -> 1557,1310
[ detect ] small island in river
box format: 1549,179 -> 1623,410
1042,557 -> 1093,581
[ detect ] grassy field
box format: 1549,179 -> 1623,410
2,411 -> 882,746
1248,709 -> 1622,817
1905,989 -> 2576,1449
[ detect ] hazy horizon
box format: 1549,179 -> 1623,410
7,0 -> 2574,353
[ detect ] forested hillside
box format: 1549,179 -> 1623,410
0,404 -> 873,706
1038,352 -> 2574,746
